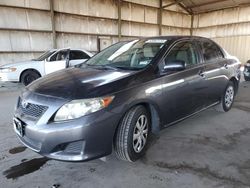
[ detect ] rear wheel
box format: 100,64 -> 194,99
20,70 -> 40,86
215,81 -> 235,112
114,105 -> 150,162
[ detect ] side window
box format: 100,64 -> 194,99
49,52 -> 57,61
165,41 -> 198,66
201,40 -> 224,62
50,51 -> 68,61
70,50 -> 90,60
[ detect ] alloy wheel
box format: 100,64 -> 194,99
224,85 -> 234,108
133,115 -> 148,153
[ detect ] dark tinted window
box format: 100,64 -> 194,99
50,50 -> 68,61
200,40 -> 223,62
70,50 -> 90,60
165,41 -> 198,66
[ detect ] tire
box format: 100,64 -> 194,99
20,70 -> 40,86
114,105 -> 150,162
244,75 -> 250,81
215,81 -> 235,112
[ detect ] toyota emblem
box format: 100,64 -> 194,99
21,100 -> 29,108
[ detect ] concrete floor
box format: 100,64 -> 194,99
0,82 -> 250,188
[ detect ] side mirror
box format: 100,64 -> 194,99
164,60 -> 186,71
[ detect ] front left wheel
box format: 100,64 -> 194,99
114,105 -> 150,162
20,70 -> 40,86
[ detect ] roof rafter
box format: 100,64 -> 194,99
187,0 -> 230,9
162,0 -> 193,14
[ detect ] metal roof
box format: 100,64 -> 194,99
164,0 -> 250,14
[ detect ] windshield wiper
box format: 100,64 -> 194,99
85,64 -> 118,70
111,66 -> 140,71
85,64 -> 140,71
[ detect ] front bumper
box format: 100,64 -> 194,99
0,72 -> 19,82
13,90 -> 121,162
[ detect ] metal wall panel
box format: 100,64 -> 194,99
56,33 -> 119,52
0,30 -> 52,52
162,10 -> 191,28
121,2 -> 158,24
213,36 -> 250,63
121,22 -> 159,36
193,23 -> 250,38
0,52 -> 42,66
56,33 -> 98,52
0,0 -> 50,10
162,26 -> 190,35
193,6 -> 250,63
193,7 -> 250,28
55,13 -> 118,35
53,0 -> 118,19
0,7 -> 51,30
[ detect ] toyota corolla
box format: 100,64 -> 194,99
13,36 -> 241,162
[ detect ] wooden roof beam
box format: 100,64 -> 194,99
162,0 -> 193,14
187,0 -> 230,9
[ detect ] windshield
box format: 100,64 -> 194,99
84,39 -> 167,70
33,50 -> 56,61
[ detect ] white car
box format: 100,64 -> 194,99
0,48 -> 93,85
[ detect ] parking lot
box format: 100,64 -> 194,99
0,81 -> 249,188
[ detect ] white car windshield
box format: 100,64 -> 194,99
84,39 -> 167,70
33,50 -> 56,61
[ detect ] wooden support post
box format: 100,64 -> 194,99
190,14 -> 194,36
118,0 -> 122,40
50,0 -> 56,48
158,0 -> 162,36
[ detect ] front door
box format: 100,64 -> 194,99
45,49 -> 69,75
159,40 -> 207,125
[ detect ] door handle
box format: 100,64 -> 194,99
224,64 -> 228,69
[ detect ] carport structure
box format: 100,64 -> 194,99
0,0 -> 249,65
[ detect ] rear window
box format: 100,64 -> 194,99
70,50 -> 90,60
200,40 -> 224,62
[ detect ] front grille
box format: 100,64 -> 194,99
17,97 -> 48,119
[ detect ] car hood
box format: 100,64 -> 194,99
0,60 -> 40,68
27,67 -> 138,100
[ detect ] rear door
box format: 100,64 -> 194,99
45,49 -> 69,74
160,40 -> 208,125
69,50 -> 90,67
197,39 -> 228,105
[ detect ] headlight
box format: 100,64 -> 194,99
0,67 -> 17,73
54,96 -> 114,121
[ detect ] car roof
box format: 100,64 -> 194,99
139,35 -> 210,41
48,48 -> 93,56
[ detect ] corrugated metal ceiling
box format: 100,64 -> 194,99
165,0 -> 250,14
